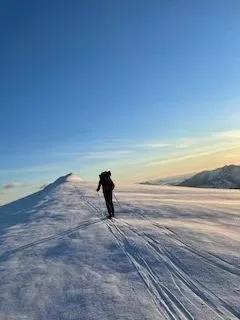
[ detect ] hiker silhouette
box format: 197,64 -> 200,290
97,171 -> 115,218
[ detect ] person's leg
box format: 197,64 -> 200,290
109,192 -> 114,217
104,192 -> 112,218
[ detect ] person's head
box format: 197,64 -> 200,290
99,171 -> 111,179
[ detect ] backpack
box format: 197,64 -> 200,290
99,171 -> 111,181
99,171 -> 114,191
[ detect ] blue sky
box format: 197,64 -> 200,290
1,0 -> 240,203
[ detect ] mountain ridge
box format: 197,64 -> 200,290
140,173 -> 193,186
179,164 -> 240,189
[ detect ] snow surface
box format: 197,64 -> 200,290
0,176 -> 239,319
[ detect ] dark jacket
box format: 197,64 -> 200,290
97,175 -> 115,194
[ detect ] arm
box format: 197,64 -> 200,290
96,180 -> 102,192
111,181 -> 115,190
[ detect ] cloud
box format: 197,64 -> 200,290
1,129 -> 239,187
175,138 -> 195,149
144,145 -> 240,167
83,150 -> 133,159
214,130 -> 240,140
2,182 -> 20,189
176,143 -> 191,149
58,149 -> 134,160
143,143 -> 170,148
0,165 -> 63,175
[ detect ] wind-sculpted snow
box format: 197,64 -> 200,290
0,179 -> 239,319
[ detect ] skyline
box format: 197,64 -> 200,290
1,0 -> 240,204
1,129 -> 240,205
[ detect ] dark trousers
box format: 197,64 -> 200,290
103,191 -> 114,216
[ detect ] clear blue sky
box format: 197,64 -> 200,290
1,0 -> 240,202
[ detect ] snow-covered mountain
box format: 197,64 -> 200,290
0,174 -> 239,319
141,173 -> 192,186
179,164 -> 240,188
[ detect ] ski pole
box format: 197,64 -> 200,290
97,192 -> 106,218
97,192 -> 102,208
113,192 -> 122,208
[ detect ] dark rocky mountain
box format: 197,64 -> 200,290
179,165 -> 240,189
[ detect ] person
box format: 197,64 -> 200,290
96,171 -> 115,218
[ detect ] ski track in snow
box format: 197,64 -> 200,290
0,180 -> 239,319
109,220 -> 239,320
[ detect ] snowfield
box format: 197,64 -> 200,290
0,175 -> 239,320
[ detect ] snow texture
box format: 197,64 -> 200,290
0,175 -> 239,319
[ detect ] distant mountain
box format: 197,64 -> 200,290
179,165 -> 240,189
141,173 -> 193,186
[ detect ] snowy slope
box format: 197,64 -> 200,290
0,174 -> 239,320
180,164 -> 240,189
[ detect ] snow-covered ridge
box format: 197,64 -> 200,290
64,173 -> 83,182
179,164 -> 240,188
43,173 -> 83,192
0,177 -> 239,319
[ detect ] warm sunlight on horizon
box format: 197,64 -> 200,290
0,3 -> 240,319
1,1 -> 240,204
